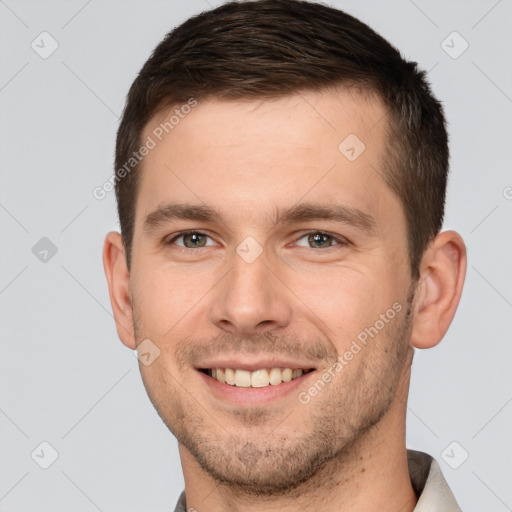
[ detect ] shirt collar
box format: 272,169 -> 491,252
408,449 -> 462,511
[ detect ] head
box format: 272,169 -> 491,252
103,0 -> 466,497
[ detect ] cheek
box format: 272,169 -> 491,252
132,262 -> 214,335
291,265 -> 393,345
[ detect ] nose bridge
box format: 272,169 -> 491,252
210,243 -> 292,334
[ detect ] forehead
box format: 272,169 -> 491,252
136,88 -> 398,230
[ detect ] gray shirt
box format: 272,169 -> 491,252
172,450 -> 461,512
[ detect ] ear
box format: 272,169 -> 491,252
410,230 -> 467,349
102,231 -> 136,349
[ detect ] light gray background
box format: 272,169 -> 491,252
1,0 -> 511,510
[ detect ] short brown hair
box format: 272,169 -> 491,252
115,0 -> 448,280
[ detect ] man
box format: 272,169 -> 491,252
103,0 -> 467,510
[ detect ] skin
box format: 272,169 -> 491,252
103,87 -> 467,512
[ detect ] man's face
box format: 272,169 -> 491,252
128,88 -> 415,493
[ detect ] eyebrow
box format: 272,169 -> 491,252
144,203 -> 223,232
143,202 -> 377,235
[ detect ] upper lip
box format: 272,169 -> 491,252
195,357 -> 318,372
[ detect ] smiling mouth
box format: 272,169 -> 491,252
199,367 -> 316,388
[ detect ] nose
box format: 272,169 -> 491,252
209,245 -> 293,336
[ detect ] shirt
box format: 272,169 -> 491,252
172,449 -> 462,512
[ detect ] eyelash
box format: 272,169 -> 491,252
165,230 -> 349,250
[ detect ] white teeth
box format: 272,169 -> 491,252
224,368 -> 235,385
251,369 -> 270,387
208,367 -> 311,387
282,368 -> 292,382
292,369 -> 304,379
269,368 -> 282,385
216,368 -> 226,384
234,369 -> 251,387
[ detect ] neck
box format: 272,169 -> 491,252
179,370 -> 417,512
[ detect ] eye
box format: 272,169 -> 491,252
165,230 -> 348,251
166,230 -> 215,249
294,231 -> 348,249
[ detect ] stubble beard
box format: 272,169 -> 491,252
133,288 -> 415,498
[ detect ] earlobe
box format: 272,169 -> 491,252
410,230 -> 467,349
102,232 -> 136,349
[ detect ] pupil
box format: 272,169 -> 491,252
309,233 -> 329,248
186,233 -> 204,247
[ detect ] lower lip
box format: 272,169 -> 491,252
197,370 -> 317,407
